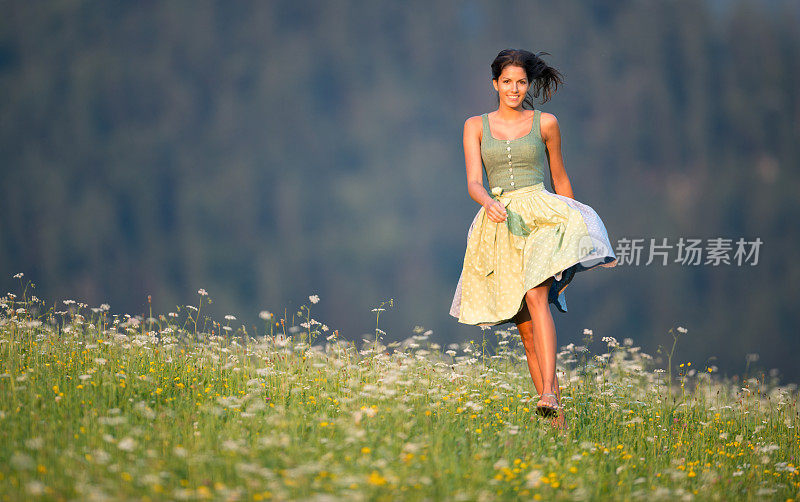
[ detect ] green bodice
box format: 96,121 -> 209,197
480,109 -> 546,192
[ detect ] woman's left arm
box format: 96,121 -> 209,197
541,112 -> 575,200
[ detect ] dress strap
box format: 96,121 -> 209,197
480,113 -> 490,142
533,109 -> 542,142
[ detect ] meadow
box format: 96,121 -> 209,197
1,276 -> 798,501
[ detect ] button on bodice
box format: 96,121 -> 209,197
480,110 -> 546,192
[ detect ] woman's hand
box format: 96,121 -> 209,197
483,199 -> 508,223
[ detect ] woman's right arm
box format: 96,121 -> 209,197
464,116 -> 507,223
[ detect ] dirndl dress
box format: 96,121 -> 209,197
450,110 -> 617,327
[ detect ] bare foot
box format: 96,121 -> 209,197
535,392 -> 559,417
550,408 -> 567,434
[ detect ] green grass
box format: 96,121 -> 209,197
1,279 -> 798,501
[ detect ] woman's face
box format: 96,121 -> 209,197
493,65 -> 529,109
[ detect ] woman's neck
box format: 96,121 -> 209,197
494,106 -> 531,121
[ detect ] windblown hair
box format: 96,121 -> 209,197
490,49 -> 564,108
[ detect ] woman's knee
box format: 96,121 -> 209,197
525,277 -> 553,314
525,284 -> 550,310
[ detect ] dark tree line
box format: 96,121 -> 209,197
1,0 -> 799,382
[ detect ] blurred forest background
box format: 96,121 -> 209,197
1,1 -> 799,382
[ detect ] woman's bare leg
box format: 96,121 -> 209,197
524,277 -> 561,404
513,302 -> 544,395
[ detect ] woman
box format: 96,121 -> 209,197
449,49 -> 617,428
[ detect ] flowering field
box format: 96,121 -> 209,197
1,279 -> 799,501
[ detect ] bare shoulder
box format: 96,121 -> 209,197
464,114 -> 483,130
539,111 -> 561,142
464,114 -> 484,140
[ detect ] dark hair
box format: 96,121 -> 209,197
491,49 -> 564,108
